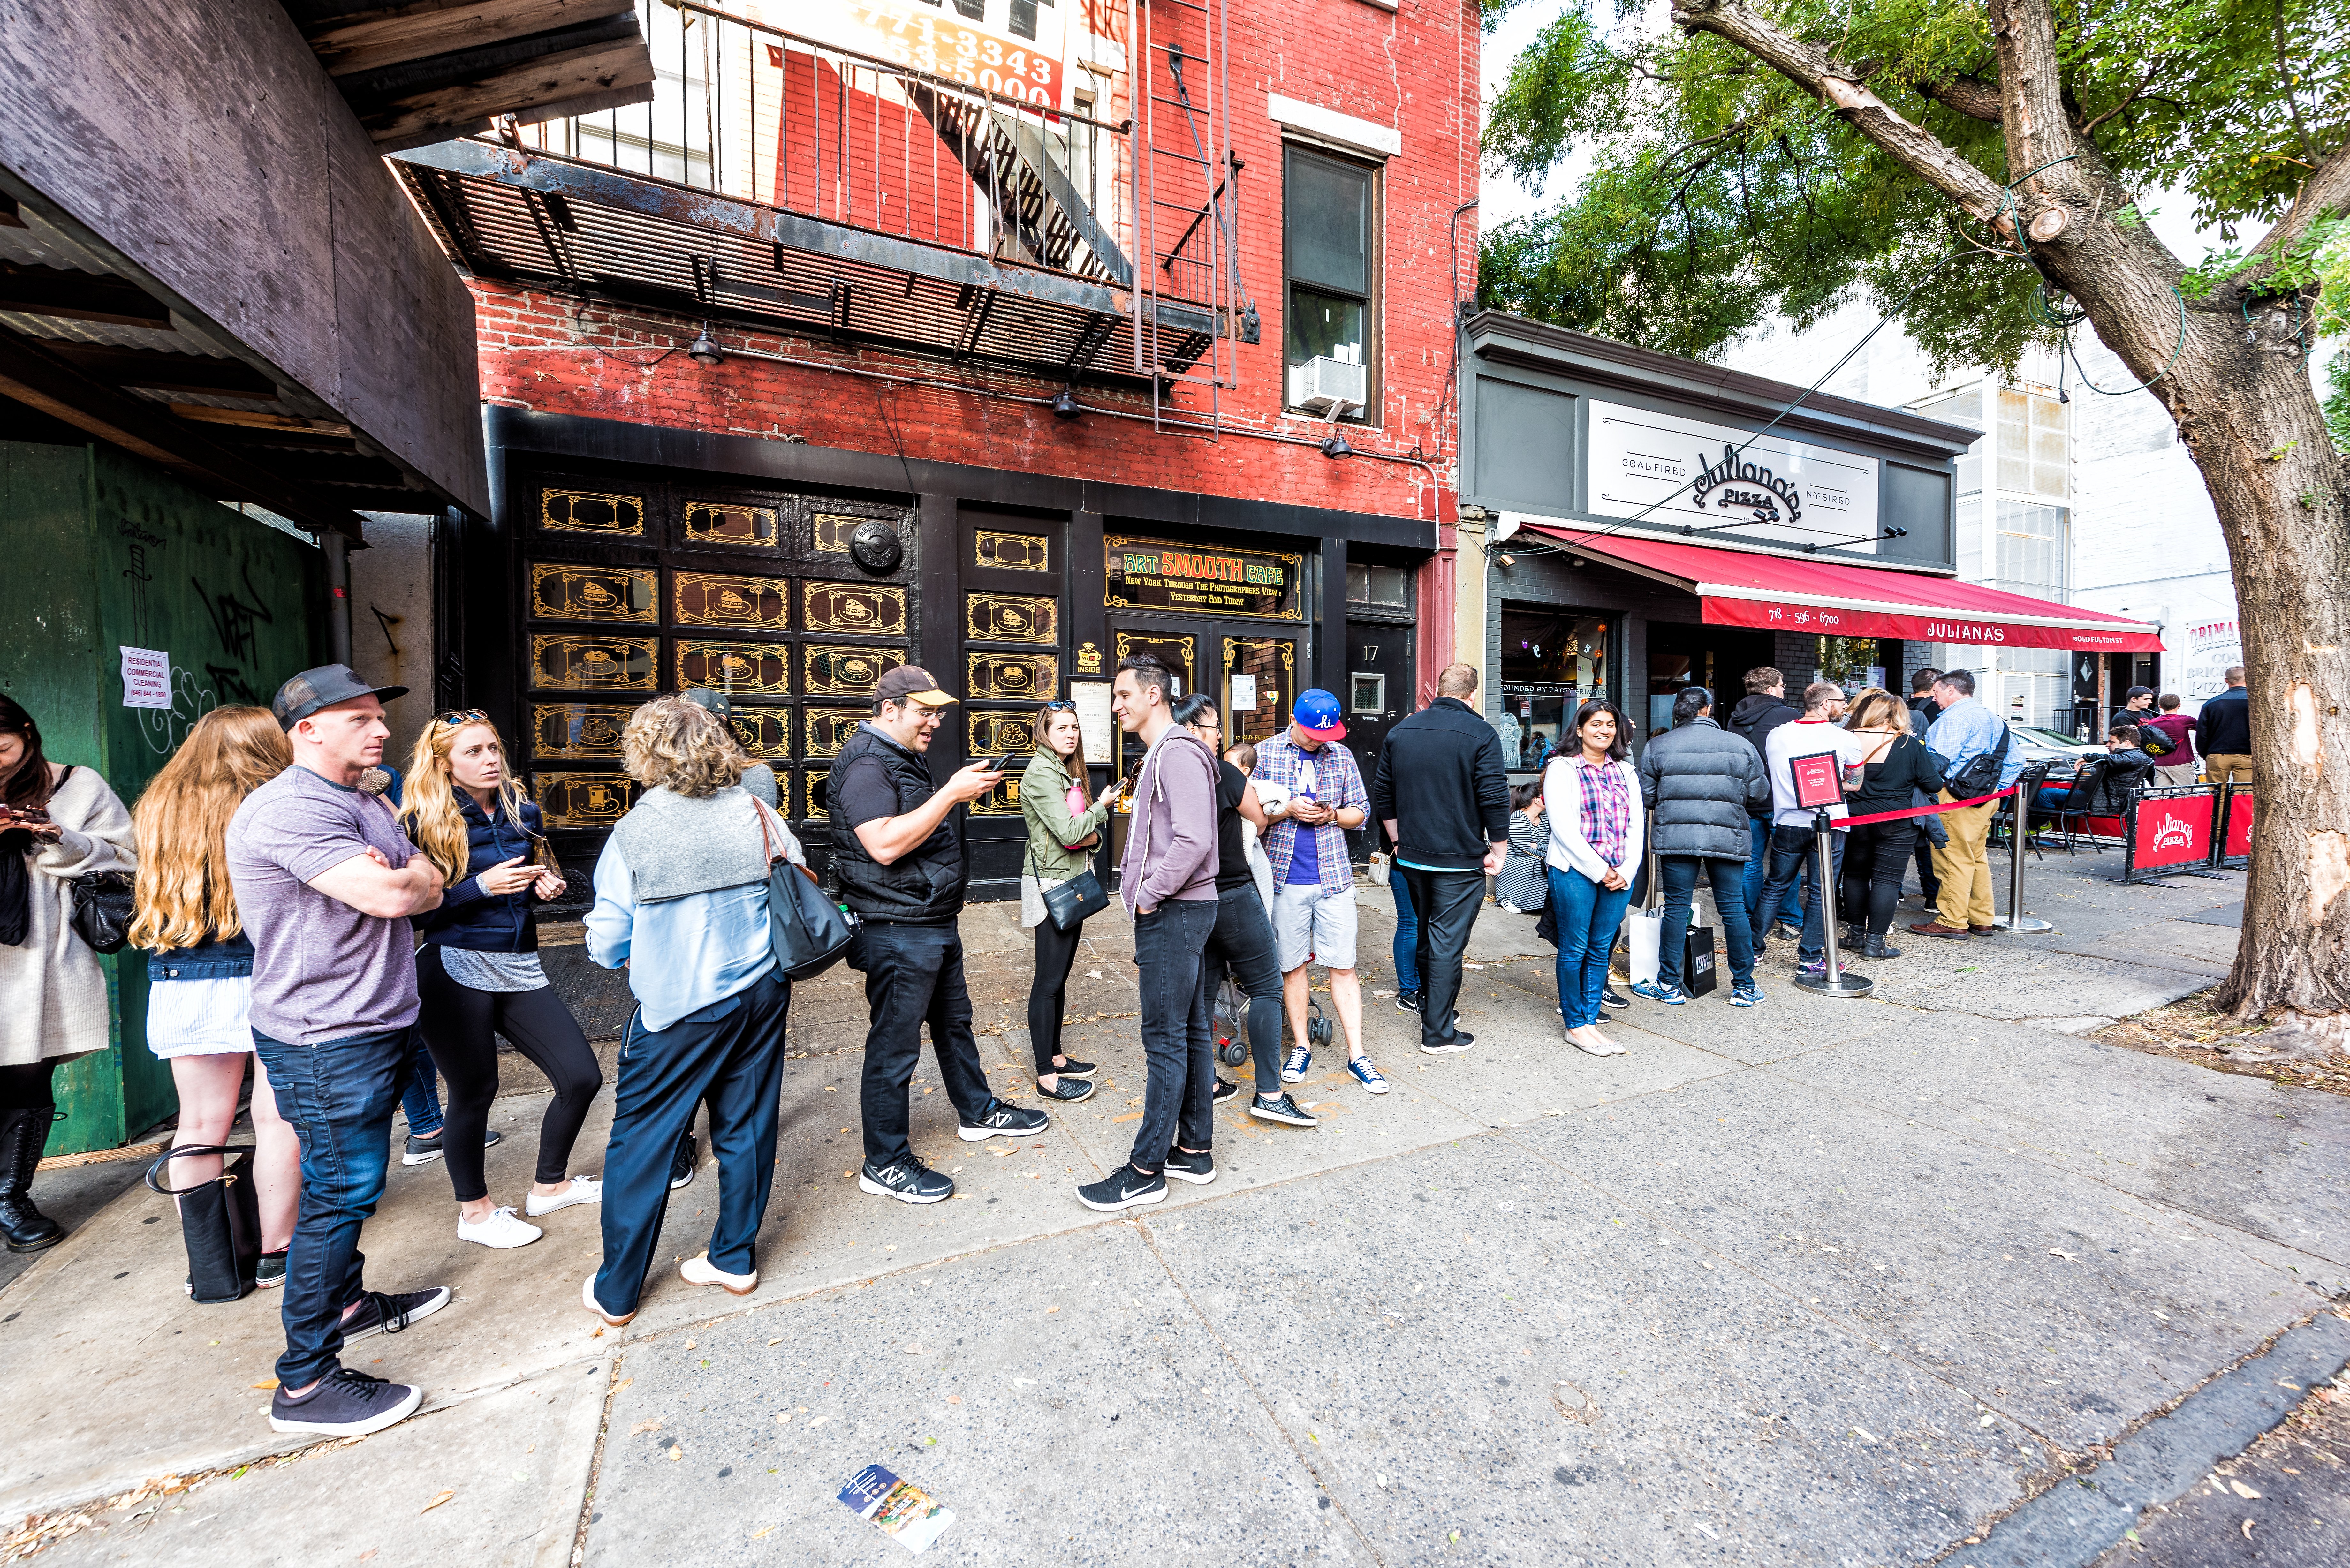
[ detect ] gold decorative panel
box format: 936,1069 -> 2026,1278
535,773 -> 635,828
1223,637 -> 1298,748
540,490 -> 644,534
532,704 -> 633,760
965,592 -> 1058,644
1113,632 -> 1195,695
972,772 -> 1023,816
802,708 -> 867,758
723,706 -> 792,760
805,644 -> 904,697
967,652 -> 1058,702
683,501 -> 779,548
969,710 -> 1038,756
811,512 -> 863,554
675,640 -> 792,695
531,635 -> 657,692
975,530 -> 1050,572
673,571 -> 790,628
803,580 -> 907,635
801,768 -> 829,821
529,563 -> 656,622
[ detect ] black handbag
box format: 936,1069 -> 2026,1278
146,1142 -> 260,1303
759,803 -> 859,981
1030,847 -> 1108,932
70,870 -> 136,955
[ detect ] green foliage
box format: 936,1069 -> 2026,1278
2324,351 -> 2350,454
1480,0 -> 2350,373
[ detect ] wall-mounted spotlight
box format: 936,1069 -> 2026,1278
1319,430 -> 1353,459
687,324 -> 724,366
1050,386 -> 1082,420
1497,552 -> 1518,568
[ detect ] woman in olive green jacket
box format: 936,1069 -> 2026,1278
1020,702 -> 1114,1101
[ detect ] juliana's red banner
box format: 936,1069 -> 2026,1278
2222,787 -> 2255,868
1702,597 -> 2163,653
2123,787 -> 2219,882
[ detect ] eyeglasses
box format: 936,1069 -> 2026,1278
1040,699 -> 1076,712
436,709 -> 489,727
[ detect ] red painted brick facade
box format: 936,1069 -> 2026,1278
474,0 -> 1479,529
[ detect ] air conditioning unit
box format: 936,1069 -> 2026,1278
1292,356 -> 1366,415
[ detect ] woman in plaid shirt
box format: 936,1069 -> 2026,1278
1542,699 -> 1646,1057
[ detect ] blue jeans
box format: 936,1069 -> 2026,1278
1741,817 -> 1806,933
249,1024 -> 413,1389
1759,825 -> 1847,963
1548,865 -> 1631,1029
1389,871 -> 1421,993
1132,899 -> 1217,1171
399,1033 -> 443,1135
1657,855 -> 1755,990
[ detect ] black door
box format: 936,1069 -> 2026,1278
1342,619 -> 1415,861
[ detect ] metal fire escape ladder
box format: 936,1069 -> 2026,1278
899,86 -> 1132,288
1130,0 -> 1235,438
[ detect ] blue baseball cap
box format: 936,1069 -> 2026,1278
1292,688 -> 1346,742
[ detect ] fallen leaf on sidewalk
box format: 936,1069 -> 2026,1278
2229,1480 -> 2261,1498
1086,970 -> 1103,979
631,1419 -> 662,1435
251,1379 -> 278,1390
775,1413 -> 792,1425
665,1445 -> 684,1462
1046,1305 -> 1060,1314
420,1489 -> 455,1514
751,1525 -> 776,1539
807,1415 -> 830,1428
2049,1248 -> 2075,1259
823,1086 -> 837,1092
768,1338 -> 784,1347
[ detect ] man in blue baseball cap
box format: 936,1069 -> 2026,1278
1251,689 -> 1386,1095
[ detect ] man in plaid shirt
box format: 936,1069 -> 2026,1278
1252,690 -> 1387,1095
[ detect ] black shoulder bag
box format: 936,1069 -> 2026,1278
1944,724 -> 2012,801
48,770 -> 135,954
759,800 -> 860,980
145,1142 -> 260,1303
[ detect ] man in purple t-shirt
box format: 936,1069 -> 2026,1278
225,665 -> 450,1440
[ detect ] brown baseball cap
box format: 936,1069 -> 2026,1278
875,665 -> 956,706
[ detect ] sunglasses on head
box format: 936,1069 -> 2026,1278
1040,698 -> 1076,712
437,709 -> 489,727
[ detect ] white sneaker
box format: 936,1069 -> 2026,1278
457,1206 -> 542,1249
680,1252 -> 759,1296
525,1175 -> 603,1217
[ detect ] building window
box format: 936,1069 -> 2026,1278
1997,387 -> 2068,499
1283,144 -> 1378,422
1498,608 -> 1611,770
1345,562 -> 1410,611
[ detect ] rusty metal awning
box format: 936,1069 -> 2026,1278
392,141 -> 1219,383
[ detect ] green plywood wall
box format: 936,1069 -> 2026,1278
1,440 -> 326,1154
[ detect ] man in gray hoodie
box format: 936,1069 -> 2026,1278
1077,653 -> 1220,1212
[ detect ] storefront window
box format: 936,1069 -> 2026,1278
1499,608 -> 1610,770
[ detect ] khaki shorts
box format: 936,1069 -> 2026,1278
1273,884 -> 1358,972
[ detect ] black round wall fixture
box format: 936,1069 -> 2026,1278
849,520 -> 903,574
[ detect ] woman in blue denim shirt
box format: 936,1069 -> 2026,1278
129,707 -> 303,1286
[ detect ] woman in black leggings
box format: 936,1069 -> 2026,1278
1017,698 -> 1113,1102
399,713 -> 602,1249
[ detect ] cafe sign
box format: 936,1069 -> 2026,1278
1105,537 -> 1304,621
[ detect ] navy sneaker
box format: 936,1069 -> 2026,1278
1599,986 -> 1629,1012
1035,1076 -> 1096,1103
1629,980 -> 1687,1006
1280,1046 -> 1312,1083
402,1127 -> 499,1167
1075,1163 -> 1166,1212
860,1157 -> 953,1204
339,1286 -> 451,1344
1248,1093 -> 1319,1127
1161,1147 -> 1216,1186
1396,991 -> 1423,1014
269,1368 -> 423,1436
1210,1077 -> 1241,1105
668,1131 -> 697,1190
958,1099 -> 1049,1142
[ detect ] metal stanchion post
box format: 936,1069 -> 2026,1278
1794,808 -> 1872,998
1993,786 -> 2053,933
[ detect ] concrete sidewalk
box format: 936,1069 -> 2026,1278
4,848 -> 2343,1565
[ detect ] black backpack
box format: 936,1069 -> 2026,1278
1946,723 -> 2012,800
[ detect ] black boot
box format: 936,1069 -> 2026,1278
0,1106 -> 66,1253
1861,933 -> 1903,961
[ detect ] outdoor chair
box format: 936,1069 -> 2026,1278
2050,757 -> 2112,854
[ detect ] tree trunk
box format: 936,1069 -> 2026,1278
1671,0 -> 2350,1021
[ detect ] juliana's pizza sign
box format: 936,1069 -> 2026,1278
1587,401 -> 1882,554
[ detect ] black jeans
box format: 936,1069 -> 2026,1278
1758,824 -> 1847,963
857,923 -> 997,1169
592,969 -> 790,1312
1400,866 -> 1486,1048
1844,820 -> 1919,937
1656,855 -> 1755,990
416,946 -> 604,1200
1026,915 -> 1085,1074
1204,883 -> 1285,1095
1132,899 -> 1216,1171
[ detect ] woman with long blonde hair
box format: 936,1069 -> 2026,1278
398,712 -> 599,1250
129,705 -> 300,1282
1839,686 -> 1945,959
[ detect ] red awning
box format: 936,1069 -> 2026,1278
1518,528 -> 2164,653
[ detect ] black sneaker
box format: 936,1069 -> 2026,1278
269,1368 -> 423,1436
339,1286 -> 451,1344
1075,1163 -> 1166,1212
1396,991 -> 1423,1014
958,1099 -> 1049,1142
1049,1057 -> 1096,1077
669,1131 -> 697,1190
1161,1147 -> 1216,1185
255,1249 -> 288,1289
1036,1076 -> 1096,1103
1210,1077 -> 1240,1105
402,1127 -> 498,1167
1418,1031 -> 1474,1055
860,1157 -> 953,1204
1600,987 -> 1629,1012
1248,1093 -> 1319,1127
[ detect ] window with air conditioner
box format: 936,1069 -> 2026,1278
1283,144 -> 1379,423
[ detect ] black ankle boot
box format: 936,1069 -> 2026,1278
1861,934 -> 1903,961
0,1106 -> 65,1253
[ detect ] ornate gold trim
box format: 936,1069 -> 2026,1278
673,571 -> 791,628
724,706 -> 792,760
801,708 -> 867,758
528,563 -> 656,623
800,767 -> 830,820
1112,631 -> 1195,690
966,652 -> 1058,701
811,512 -> 862,554
974,529 -> 1050,572
1102,535 -> 1306,620
540,490 -> 645,535
534,772 -> 635,828
530,703 -> 634,759
965,592 -> 1058,645
804,644 -> 905,697
683,501 -> 779,548
803,580 -> 908,635
674,640 -> 792,695
971,772 -> 1023,815
530,634 -> 658,692
968,710 -> 1039,756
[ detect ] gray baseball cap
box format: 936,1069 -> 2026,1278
272,664 -> 406,729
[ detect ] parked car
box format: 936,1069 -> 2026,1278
2009,724 -> 2101,781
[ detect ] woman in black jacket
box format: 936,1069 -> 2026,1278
400,713 -> 603,1250
1840,691 -> 1945,958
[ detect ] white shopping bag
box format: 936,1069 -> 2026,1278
1622,907 -> 1663,988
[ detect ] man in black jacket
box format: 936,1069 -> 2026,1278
1727,667 -> 1804,939
1370,664 -> 1509,1055
1905,668 -> 1945,907
2197,667 -> 2253,784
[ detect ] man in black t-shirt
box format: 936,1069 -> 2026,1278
1180,699 -> 1317,1128
830,667 -> 1049,1204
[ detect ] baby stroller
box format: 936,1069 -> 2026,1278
1209,960 -> 1330,1068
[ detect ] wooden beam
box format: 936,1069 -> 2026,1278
168,403 -> 353,436
0,192 -> 23,229
48,343 -> 277,396
0,328 -> 362,539
303,0 -> 636,78
0,263 -> 171,329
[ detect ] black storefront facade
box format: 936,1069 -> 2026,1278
448,408 -> 1437,899
1460,314 -> 1978,767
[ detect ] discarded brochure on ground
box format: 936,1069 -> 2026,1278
838,1464 -> 954,1554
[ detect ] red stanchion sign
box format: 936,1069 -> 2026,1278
2122,786 -> 2219,883
1789,751 -> 1845,812
2219,787 -> 2254,869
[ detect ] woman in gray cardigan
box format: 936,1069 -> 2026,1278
1019,701 -> 1114,1101
1634,686 -> 1769,1008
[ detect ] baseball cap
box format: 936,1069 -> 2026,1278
1291,688 -> 1345,742
680,688 -> 735,718
875,665 -> 957,706
272,664 -> 406,729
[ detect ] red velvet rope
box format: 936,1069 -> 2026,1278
1835,784 -> 2021,828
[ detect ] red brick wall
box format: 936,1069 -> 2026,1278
474,0 -> 1478,527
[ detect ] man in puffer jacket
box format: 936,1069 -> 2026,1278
1636,686 -> 1770,1007
1726,668 -> 1804,939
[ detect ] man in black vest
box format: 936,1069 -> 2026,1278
832,667 -> 1047,1204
